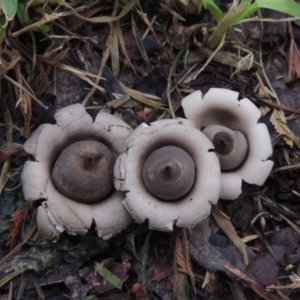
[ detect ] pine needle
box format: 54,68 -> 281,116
6,204 -> 30,250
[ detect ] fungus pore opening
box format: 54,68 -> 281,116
142,145 -> 195,201
52,140 -> 114,203
213,132 -> 234,155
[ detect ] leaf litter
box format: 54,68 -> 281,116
1,0 -> 300,299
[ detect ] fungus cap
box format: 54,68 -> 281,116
181,88 -> 273,200
51,140 -> 114,203
114,118 -> 221,231
202,125 -> 248,170
22,104 -> 133,239
142,145 -> 195,200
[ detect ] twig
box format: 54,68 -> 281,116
258,98 -> 300,116
223,261 -> 281,300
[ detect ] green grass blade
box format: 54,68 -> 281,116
84,295 -> 96,300
203,0 -> 223,21
191,0 -> 202,14
207,1 -> 250,49
256,0 -> 300,16
233,3 -> 259,24
139,231 -> 152,295
176,272 -> 189,300
16,272 -> 28,300
94,261 -> 123,290
1,0 -> 18,20
235,0 -> 300,24
16,3 -> 26,25
192,0 -> 223,21
0,270 -> 23,288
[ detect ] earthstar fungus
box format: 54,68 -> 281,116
181,88 -> 274,200
22,104 -> 133,239
114,118 -> 221,231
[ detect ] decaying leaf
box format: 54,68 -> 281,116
270,109 -> 295,147
288,22 -> 300,80
246,245 -> 285,286
189,217 -> 253,278
0,148 -> 27,165
0,50 -> 21,76
271,224 -> 300,258
212,205 -> 248,266
227,197 -> 254,231
259,105 -> 271,117
223,262 -> 281,300
119,81 -> 165,109
131,283 -> 146,300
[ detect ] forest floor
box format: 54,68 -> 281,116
1,0 -> 300,299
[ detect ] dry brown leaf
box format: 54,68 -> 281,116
69,6 -> 104,31
270,109 -> 295,147
110,2 -> 120,77
82,35 -> 111,107
0,51 -> 21,76
288,22 -> 300,80
18,77 -> 32,138
131,283 -> 146,300
255,72 -> 295,148
10,1 -> 119,37
267,282 -> 300,290
106,94 -> 130,108
12,11 -> 73,38
212,205 -> 248,266
0,148 -> 27,165
278,213 -> 300,235
71,0 -> 138,23
115,21 -> 136,73
290,274 -> 300,285
119,82 -> 164,109
56,63 -> 105,93
259,106 -> 271,117
288,40 -> 300,80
